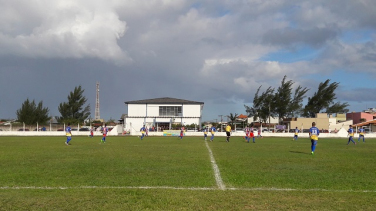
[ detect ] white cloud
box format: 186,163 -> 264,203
0,0 -> 131,65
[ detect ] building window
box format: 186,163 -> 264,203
159,106 -> 182,116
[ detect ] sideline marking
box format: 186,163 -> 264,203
205,141 -> 226,190
1,186 -> 375,193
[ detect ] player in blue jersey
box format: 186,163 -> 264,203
203,126 -> 208,141
358,127 -> 365,142
65,123 -> 72,145
210,126 -> 216,142
293,127 -> 300,141
309,122 -> 320,155
347,125 -> 356,145
140,125 -> 146,140
101,124 -> 108,143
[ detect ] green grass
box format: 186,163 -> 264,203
0,136 -> 375,210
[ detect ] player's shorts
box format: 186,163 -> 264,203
226,132 -> 230,136
310,135 -> 318,140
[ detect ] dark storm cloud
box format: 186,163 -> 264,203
262,27 -> 339,48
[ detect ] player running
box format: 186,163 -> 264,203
309,122 -> 320,155
347,125 -> 356,145
250,128 -> 255,143
210,126 -> 216,142
203,126 -> 208,141
101,124 -> 108,143
257,127 -> 262,138
244,125 -> 250,143
65,123 -> 72,145
358,127 -> 365,142
140,125 -> 146,140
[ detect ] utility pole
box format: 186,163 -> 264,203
218,115 -> 223,132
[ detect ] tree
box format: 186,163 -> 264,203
289,85 -> 309,117
303,79 -> 349,117
57,86 -> 91,124
245,85 -> 275,124
16,99 -> 50,125
273,76 -> 309,123
227,113 -> 239,127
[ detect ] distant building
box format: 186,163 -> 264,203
122,97 -> 204,134
346,112 -> 376,125
288,113 -> 352,132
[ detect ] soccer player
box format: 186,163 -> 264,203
309,122 -> 320,155
257,127 -> 262,138
244,125 -> 250,143
210,125 -> 216,141
225,124 -> 231,142
179,126 -> 185,139
347,125 -> 356,145
65,123 -> 72,145
89,126 -> 94,138
250,128 -> 255,143
203,126 -> 208,141
145,126 -> 149,136
140,125 -> 146,140
293,127 -> 300,141
101,124 -> 108,143
358,127 -> 365,142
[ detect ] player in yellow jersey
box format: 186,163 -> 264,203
203,126 -> 208,141
309,122 -> 319,155
358,127 -> 365,142
65,123 -> 72,145
225,124 -> 231,142
347,125 -> 356,145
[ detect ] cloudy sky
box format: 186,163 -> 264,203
1,0 -> 376,122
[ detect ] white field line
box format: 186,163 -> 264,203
205,141 -> 226,190
0,186 -> 375,193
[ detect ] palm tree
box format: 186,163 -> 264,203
227,113 -> 239,130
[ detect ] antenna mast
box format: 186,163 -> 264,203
95,82 -> 100,120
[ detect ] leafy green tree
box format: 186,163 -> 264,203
246,76 -> 308,124
303,79 -> 349,117
274,76 -> 309,122
57,86 -> 91,124
16,99 -> 50,125
245,85 -> 275,123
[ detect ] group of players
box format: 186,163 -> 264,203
65,122 -> 366,156
202,124 -> 263,143
293,123 -> 366,155
65,123 -> 109,145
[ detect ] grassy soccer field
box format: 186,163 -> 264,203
0,135 -> 375,210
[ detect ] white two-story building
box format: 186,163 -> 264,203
123,97 -> 204,134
